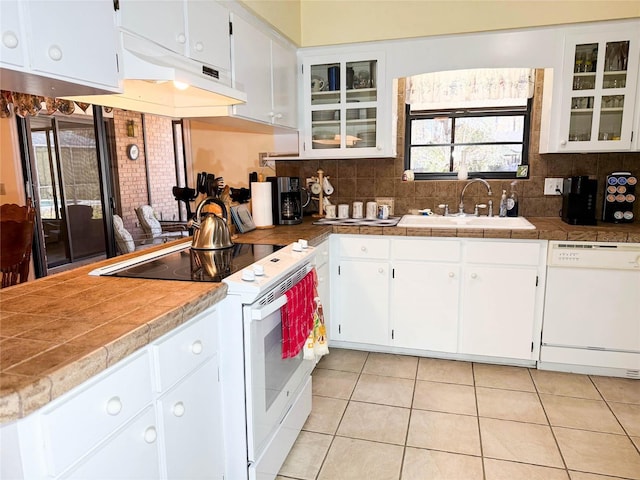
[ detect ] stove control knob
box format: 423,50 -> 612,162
292,242 -> 302,252
242,269 -> 255,282
253,264 -> 265,276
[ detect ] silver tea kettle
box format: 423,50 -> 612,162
191,197 -> 233,250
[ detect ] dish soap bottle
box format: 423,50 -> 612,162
499,190 -> 508,217
506,181 -> 519,217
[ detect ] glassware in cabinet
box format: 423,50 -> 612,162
304,55 -> 385,155
563,33 -> 637,150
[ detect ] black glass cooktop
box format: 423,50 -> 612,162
109,243 -> 283,282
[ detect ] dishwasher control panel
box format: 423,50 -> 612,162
548,241 -> 640,270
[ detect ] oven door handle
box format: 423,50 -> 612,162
251,295 -> 287,320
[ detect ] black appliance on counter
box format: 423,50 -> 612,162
107,243 -> 282,282
561,176 -> 598,225
602,172 -> 637,223
268,176 -> 303,225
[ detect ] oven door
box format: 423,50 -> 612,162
243,294 -> 314,461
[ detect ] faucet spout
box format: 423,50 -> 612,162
459,178 -> 493,215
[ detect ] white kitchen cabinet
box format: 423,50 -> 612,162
0,1 -> 25,68
332,236 -> 390,346
541,25 -> 640,153
1,0 -> 120,92
390,239 -> 461,353
458,240 -> 546,361
119,0 -> 231,76
231,13 -> 298,128
59,407 -> 161,480
160,358 -> 224,480
300,51 -> 392,158
5,305 -> 224,480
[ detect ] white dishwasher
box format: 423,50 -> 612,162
540,241 -> 640,379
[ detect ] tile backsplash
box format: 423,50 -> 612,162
277,72 -> 640,220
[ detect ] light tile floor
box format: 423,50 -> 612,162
277,348 -> 640,480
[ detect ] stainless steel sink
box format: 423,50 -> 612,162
397,215 -> 536,229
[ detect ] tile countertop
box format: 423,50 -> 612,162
1,216 -> 638,424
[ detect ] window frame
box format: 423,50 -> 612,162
404,99 -> 532,180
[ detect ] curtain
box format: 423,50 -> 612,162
406,68 -> 534,110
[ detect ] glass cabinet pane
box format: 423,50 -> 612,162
311,63 -> 340,106
346,107 -> 376,148
569,95 -> 594,141
572,43 -> 597,90
603,41 -> 629,89
599,94 -> 624,140
346,60 -> 377,102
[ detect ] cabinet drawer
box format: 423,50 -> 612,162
337,236 -> 389,259
40,349 -> 152,476
392,238 -> 461,262
465,241 -> 541,266
153,308 -> 218,391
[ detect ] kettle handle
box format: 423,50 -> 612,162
195,196 -> 228,222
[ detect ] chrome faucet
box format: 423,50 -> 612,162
459,178 -> 492,215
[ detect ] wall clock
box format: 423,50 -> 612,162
126,144 -> 139,160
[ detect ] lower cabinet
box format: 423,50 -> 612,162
459,240 -> 544,360
59,407 -> 161,479
459,265 -> 539,359
334,259 -> 390,345
160,357 -> 224,480
392,262 -> 460,352
330,235 -> 546,362
331,236 -> 390,346
3,305 -> 224,480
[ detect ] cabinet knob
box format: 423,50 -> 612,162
106,396 -> 122,416
448,272 -> 455,278
177,33 -> 186,44
143,426 -> 157,444
470,273 -> 478,279
560,140 -> 567,146
173,401 -> 185,417
194,41 -> 204,52
48,45 -> 63,61
378,267 -> 384,274
360,246 -> 367,252
376,145 -> 382,151
274,113 -> 283,119
2,31 -> 19,49
191,340 -> 203,355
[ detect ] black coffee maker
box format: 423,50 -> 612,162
268,177 -> 303,225
561,176 -> 598,225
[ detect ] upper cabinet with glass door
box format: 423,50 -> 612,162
557,30 -> 639,152
300,53 -> 391,158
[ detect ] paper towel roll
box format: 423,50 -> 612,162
251,182 -> 273,227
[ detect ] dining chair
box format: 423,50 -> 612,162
0,202 -> 36,287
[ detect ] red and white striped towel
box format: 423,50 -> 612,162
281,269 -> 316,359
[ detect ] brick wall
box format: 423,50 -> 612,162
113,111 -> 179,237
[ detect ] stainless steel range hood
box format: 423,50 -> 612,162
63,32 -> 246,118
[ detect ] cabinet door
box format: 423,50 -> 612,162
333,260 -> 389,345
186,0 -> 230,71
459,265 -> 538,360
24,0 -> 119,88
316,261 -> 330,331
231,15 -> 273,124
0,0 -> 25,68
301,52 -> 388,158
160,357 -> 224,480
558,30 -> 639,152
271,38 -> 298,128
60,407 -> 161,479
119,0 -> 186,56
391,262 -> 459,353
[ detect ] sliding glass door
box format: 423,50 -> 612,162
28,115 -> 107,268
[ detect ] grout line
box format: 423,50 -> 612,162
472,362 -> 488,480
528,366 -> 570,476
